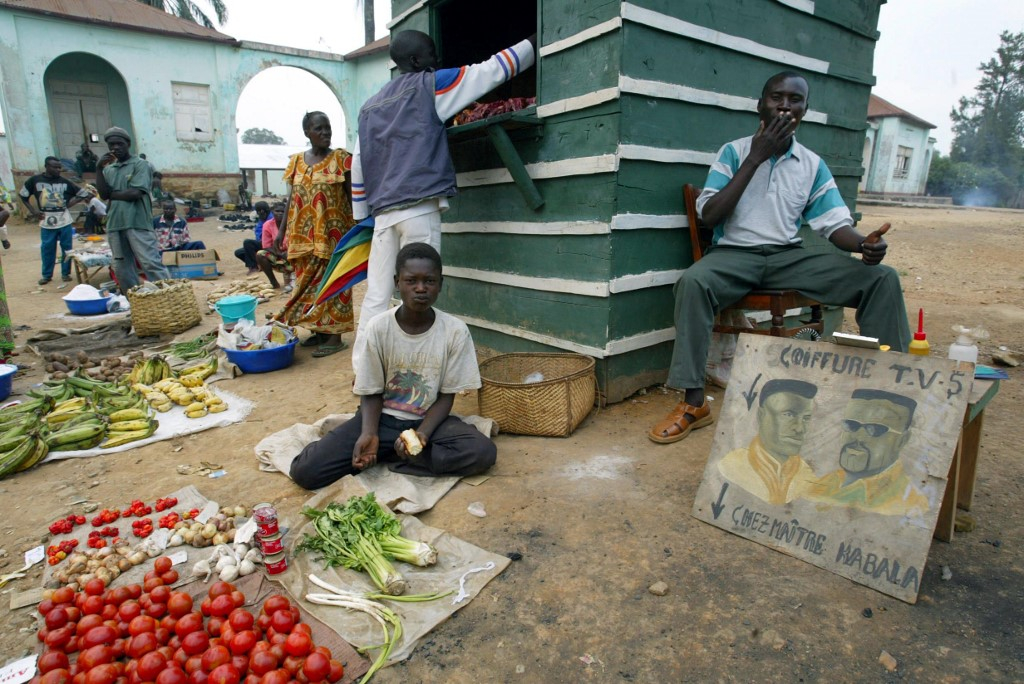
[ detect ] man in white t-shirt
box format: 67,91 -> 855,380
290,242 -> 495,489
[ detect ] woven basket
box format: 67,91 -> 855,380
127,279 -> 202,337
478,353 -> 596,437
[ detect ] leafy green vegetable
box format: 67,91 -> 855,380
296,492 -> 437,596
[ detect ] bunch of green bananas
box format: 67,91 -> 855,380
44,413 -> 106,452
27,379 -> 75,403
0,399 -> 53,477
128,356 -> 173,386
0,431 -> 48,478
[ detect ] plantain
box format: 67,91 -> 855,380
100,421 -> 157,448
49,433 -> 104,452
48,412 -> 103,430
0,424 -> 33,452
51,397 -> 88,414
108,408 -> 150,423
0,435 -> 38,478
44,422 -> 105,448
16,437 -> 50,468
106,419 -> 152,433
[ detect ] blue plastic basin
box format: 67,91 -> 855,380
0,364 -> 16,401
222,339 -> 297,374
214,295 -> 257,326
64,297 -> 111,316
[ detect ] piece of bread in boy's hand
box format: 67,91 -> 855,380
400,429 -> 423,456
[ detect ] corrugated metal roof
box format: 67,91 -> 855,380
344,36 -> 389,60
867,94 -> 936,129
0,0 -> 238,44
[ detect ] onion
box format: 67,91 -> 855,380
168,534 -> 184,547
212,532 -> 228,546
201,523 -> 218,539
128,551 -> 146,565
233,506 -> 247,518
117,558 -> 133,572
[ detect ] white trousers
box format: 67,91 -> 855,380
352,210 -> 442,368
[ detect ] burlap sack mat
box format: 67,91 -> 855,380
276,476 -> 510,666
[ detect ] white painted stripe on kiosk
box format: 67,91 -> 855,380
621,3 -> 830,74
539,17 -> 622,56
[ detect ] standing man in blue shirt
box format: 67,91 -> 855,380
649,72 -> 911,445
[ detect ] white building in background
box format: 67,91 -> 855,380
860,95 -> 937,197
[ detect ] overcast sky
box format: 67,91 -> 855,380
224,0 -> 1024,154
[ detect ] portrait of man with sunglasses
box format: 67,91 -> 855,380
806,389 -> 929,515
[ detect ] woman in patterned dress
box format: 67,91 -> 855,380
273,112 -> 355,357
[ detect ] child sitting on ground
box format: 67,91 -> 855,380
255,202 -> 293,291
289,242 -> 496,489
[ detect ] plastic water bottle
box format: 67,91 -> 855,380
948,325 -> 986,364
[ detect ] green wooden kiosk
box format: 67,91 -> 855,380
388,0 -> 885,402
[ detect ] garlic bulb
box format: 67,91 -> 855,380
219,565 -> 240,582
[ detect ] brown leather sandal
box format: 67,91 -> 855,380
648,399 -> 714,444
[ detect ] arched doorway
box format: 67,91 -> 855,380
235,66 -> 345,197
44,53 -> 131,164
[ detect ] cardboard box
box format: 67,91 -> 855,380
162,249 -> 220,280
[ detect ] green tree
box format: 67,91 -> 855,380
241,128 -> 286,145
137,0 -> 227,29
948,31 -> 1024,207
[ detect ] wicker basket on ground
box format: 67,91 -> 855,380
478,352 -> 596,437
127,279 -> 202,337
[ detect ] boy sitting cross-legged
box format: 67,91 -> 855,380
290,242 -> 496,489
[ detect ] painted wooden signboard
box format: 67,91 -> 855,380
691,335 -> 971,603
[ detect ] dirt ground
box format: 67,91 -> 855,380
0,204 -> 1022,682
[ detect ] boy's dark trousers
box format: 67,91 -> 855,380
289,411 -> 496,490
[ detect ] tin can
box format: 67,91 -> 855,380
260,531 -> 283,555
255,518 -> 279,537
253,504 -> 277,524
264,551 -> 288,575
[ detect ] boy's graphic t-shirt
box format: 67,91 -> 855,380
20,175 -> 85,229
353,308 -> 481,420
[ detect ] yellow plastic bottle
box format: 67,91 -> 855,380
909,308 -> 930,356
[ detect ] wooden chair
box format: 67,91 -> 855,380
683,183 -> 824,338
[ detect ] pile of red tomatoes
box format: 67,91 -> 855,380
32,556 -> 346,684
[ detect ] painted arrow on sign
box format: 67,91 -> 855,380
711,482 -> 729,519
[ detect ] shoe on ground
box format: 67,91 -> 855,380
38,278 -> 51,285
648,399 -> 714,444
62,275 -> 73,282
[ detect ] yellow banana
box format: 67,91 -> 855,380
152,401 -> 173,413
185,408 -> 208,419
109,408 -> 150,423
100,421 -> 157,448
179,375 -> 204,388
207,404 -> 228,414
203,396 -> 224,407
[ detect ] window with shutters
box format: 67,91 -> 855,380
893,146 -> 912,179
172,83 -> 214,142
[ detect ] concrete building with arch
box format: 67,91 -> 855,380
0,0 -> 389,201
